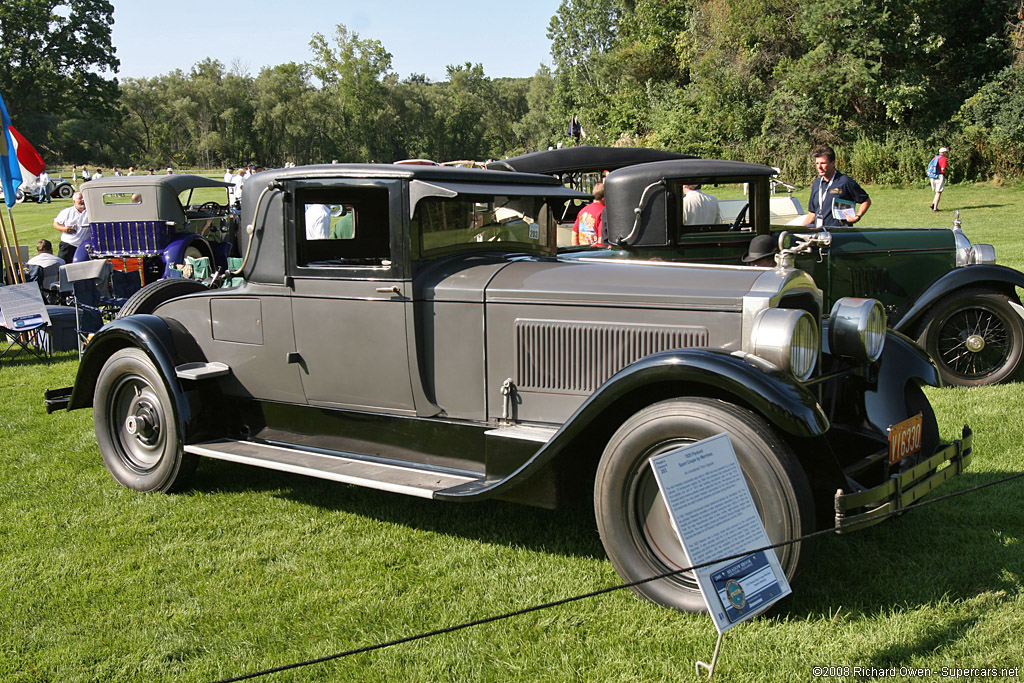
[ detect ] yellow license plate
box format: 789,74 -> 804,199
889,413 -> 923,465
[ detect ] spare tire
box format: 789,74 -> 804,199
116,278 -> 208,318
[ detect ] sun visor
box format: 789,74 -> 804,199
409,179 -> 589,214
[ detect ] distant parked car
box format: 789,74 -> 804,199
47,162 -> 972,613
77,174 -> 238,294
497,147 -> 1024,387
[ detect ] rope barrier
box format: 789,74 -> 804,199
210,469 -> 1024,683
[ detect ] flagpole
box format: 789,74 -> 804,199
0,207 -> 16,284
5,206 -> 26,283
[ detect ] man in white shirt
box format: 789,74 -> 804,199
305,203 -> 332,240
53,191 -> 90,263
26,239 -> 65,268
682,184 -> 722,226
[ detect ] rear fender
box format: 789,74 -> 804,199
162,234 -> 213,276
68,315 -> 197,444
892,264 -> 1024,334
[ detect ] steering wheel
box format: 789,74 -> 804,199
199,201 -> 223,214
729,202 -> 749,231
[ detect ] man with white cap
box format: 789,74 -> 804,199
927,147 -> 949,212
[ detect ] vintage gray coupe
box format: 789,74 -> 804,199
46,163 -> 972,613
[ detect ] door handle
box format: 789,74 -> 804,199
286,351 -> 302,365
375,286 -> 401,295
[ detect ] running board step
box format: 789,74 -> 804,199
183,439 -> 481,498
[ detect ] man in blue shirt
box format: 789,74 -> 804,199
801,145 -> 870,229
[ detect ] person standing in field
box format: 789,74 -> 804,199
800,144 -> 870,228
927,147 -> 949,212
53,191 -> 89,264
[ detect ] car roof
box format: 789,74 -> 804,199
486,146 -> 696,174
82,174 -> 233,193
606,159 -> 779,186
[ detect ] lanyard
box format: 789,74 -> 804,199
817,174 -> 835,216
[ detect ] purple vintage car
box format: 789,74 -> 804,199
77,175 -> 237,287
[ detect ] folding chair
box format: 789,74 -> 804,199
0,283 -> 51,362
60,260 -> 115,357
39,263 -> 62,304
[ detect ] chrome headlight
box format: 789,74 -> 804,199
751,308 -> 819,380
970,243 -> 996,265
829,298 -> 886,363
954,230 -> 972,267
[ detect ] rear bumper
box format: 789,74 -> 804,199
834,425 -> 973,532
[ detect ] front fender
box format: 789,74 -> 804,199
864,330 -> 940,431
892,264 -> 1024,334
68,315 -> 195,445
437,349 -> 829,501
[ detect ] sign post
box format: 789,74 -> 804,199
649,433 -> 793,678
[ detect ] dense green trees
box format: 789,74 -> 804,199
8,3 -> 1024,181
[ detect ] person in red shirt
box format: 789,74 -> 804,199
930,147 -> 949,211
572,183 -> 605,246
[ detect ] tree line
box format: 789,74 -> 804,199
3,0 -> 1024,183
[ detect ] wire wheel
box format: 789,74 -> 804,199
919,289 -> 1024,387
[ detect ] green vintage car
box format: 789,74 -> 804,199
492,151 -> 1024,387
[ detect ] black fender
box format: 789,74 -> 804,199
863,330 -> 939,435
892,264 -> 1024,334
437,349 -> 829,501
68,315 -> 198,447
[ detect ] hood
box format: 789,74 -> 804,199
484,258 -> 773,311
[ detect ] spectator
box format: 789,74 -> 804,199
166,167 -> 174,175
26,239 -> 65,268
928,147 -> 949,212
113,167 -> 122,176
37,168 -> 52,203
572,182 -> 605,246
305,203 -> 332,240
801,145 -> 870,228
147,168 -> 156,175
682,184 -> 722,225
53,191 -> 90,263
126,166 -> 136,176
91,168 -> 103,181
224,166 -> 235,183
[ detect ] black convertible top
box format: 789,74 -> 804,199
487,146 -> 695,175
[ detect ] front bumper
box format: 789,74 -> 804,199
834,425 -> 973,532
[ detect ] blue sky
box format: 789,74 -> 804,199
110,0 -> 560,81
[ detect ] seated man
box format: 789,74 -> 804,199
27,239 -> 65,269
682,184 -> 722,226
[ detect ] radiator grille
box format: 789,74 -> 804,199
514,319 -> 709,394
848,266 -> 889,299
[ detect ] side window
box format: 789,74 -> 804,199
296,187 -> 391,267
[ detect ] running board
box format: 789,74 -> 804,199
183,439 -> 481,498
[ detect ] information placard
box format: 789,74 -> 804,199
649,433 -> 791,633
0,282 -> 50,330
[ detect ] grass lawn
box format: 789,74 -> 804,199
2,179 -> 1024,681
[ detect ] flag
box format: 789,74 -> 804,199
568,114 -> 585,143
9,125 -> 45,176
0,89 -> 23,208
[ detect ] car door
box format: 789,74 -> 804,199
288,181 -> 418,415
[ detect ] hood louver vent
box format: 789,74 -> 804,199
515,319 -> 709,394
